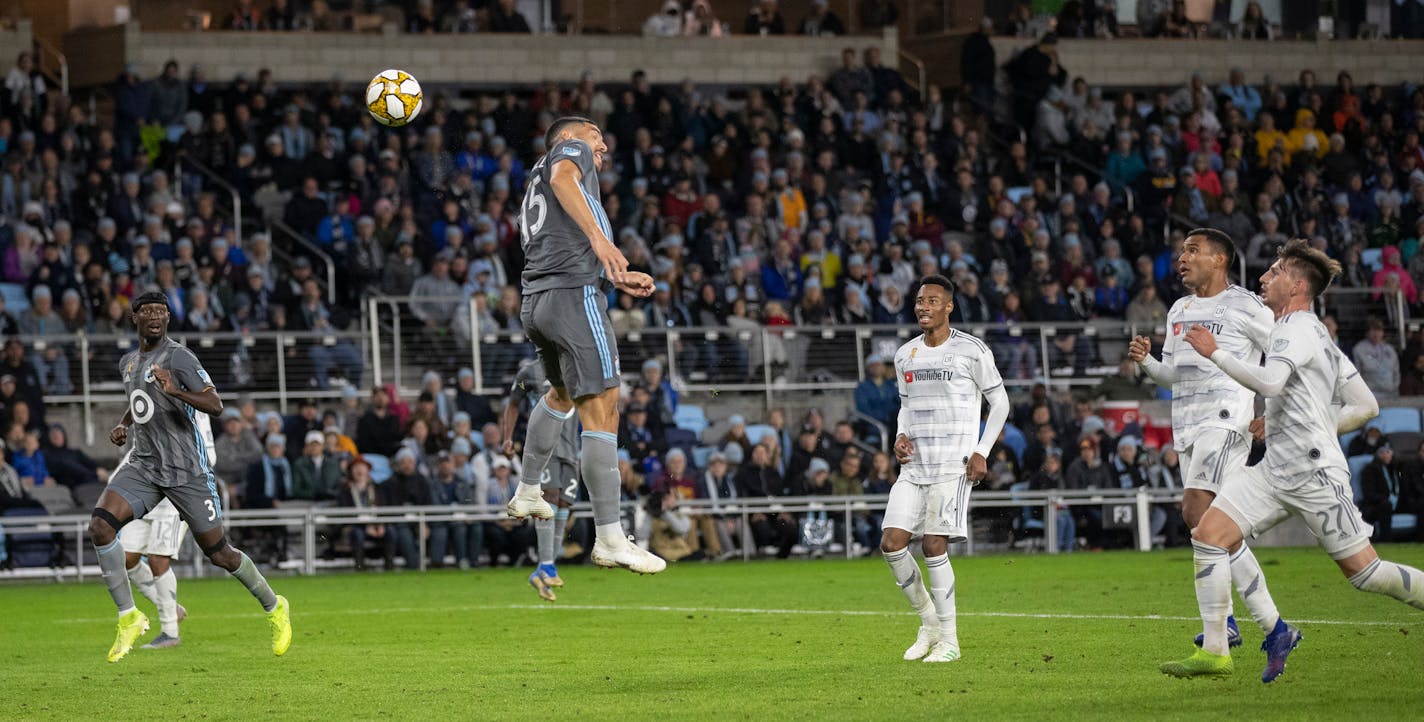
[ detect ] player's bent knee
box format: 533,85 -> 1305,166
89,508 -> 126,544
880,532 -> 908,554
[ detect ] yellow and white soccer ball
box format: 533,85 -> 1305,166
365,69 -> 423,127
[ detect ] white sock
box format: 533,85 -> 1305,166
1192,540 -> 1233,656
884,548 -> 937,628
595,522 -> 626,545
1350,558 -> 1424,610
1229,544 -> 1279,634
154,569 -> 180,638
925,554 -> 958,648
127,561 -> 161,608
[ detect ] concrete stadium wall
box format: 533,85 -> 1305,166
68,22 -> 898,89
0,18 -> 31,69
990,37 -> 1424,88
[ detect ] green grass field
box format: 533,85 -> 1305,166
4,546 -> 1423,721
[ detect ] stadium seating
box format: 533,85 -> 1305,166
1339,430 -> 1360,456
72,483 -> 105,511
692,446 -> 716,470
1388,432 -> 1424,461
2,507 -> 57,567
1346,455 -> 1373,501
27,486 -> 78,515
1009,481 -> 1045,549
744,425 -> 777,446
1375,408 -> 1423,434
364,455 -> 393,484
674,405 -> 710,436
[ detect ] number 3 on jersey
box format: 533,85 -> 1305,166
520,171 -> 547,250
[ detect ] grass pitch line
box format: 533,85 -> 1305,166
52,602 -> 1416,628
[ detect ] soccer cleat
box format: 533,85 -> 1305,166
107,609 -> 149,662
591,536 -> 667,574
903,626 -> 940,661
1259,621 -> 1302,684
1160,648 -> 1234,678
528,571 -> 557,602
537,563 -> 564,588
1193,615 -> 1243,648
141,632 -> 181,649
505,491 -> 554,520
922,640 -> 962,663
267,595 -> 292,656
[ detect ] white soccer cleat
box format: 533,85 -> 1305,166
505,490 -> 554,520
903,626 -> 940,661
922,640 -> 962,663
591,536 -> 667,574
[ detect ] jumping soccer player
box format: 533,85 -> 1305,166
882,275 -> 1009,663
507,116 -> 665,575
90,291 -> 291,662
501,358 -> 580,601
1128,228 -> 1291,665
1162,240 -> 1423,681
120,498 -> 190,649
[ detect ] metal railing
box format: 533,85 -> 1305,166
0,488 -> 1186,581
33,35 -> 68,97
268,218 -> 338,305
1317,287 -> 1407,348
173,152 -> 243,242
897,47 -> 927,95
16,329 -> 366,443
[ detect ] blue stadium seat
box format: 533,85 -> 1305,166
674,404 -> 709,435
1393,513 -> 1418,538
692,446 -> 716,469
364,454 -> 392,483
1347,454 -> 1373,502
1002,423 -> 1028,464
0,282 -> 28,313
1339,430 -> 1360,456
744,424 -> 776,445
1376,408 -> 1422,434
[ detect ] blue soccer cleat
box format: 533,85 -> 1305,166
1193,615 -> 1243,649
1260,620 -> 1302,683
528,571 -> 557,601
536,563 -> 564,588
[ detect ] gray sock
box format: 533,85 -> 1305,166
535,516 -> 556,565
231,552 -> 279,612
97,539 -> 136,613
520,398 -> 572,490
580,431 -> 622,527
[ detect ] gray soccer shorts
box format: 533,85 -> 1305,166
108,459 -> 224,536
521,286 -> 620,400
541,457 -> 580,507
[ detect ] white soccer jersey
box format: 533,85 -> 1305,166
1260,311 -> 1359,485
1161,285 -> 1274,450
894,329 -> 1003,484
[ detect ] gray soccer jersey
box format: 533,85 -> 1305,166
1260,311 -> 1360,485
512,361 -> 579,465
119,337 -> 217,485
519,137 -> 611,293
1161,285 -> 1274,451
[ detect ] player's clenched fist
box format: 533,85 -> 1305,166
966,452 -> 988,484
1184,324 -> 1219,357
1249,416 -> 1265,441
109,424 -> 128,446
1128,335 -> 1152,363
894,434 -> 914,464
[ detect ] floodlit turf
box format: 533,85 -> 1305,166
4,546 -> 1423,721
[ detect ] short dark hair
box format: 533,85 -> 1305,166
544,116 -> 595,149
1277,238 -> 1341,297
918,274 -> 957,297
1186,228 -> 1237,273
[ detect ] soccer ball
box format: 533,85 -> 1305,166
365,69 -> 423,127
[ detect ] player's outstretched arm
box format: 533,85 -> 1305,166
1205,350 -> 1290,397
1336,373 -> 1380,435
498,386 -> 526,457
151,366 -> 224,416
549,158 -> 627,282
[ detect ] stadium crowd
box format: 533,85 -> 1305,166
3,2 -> 1424,566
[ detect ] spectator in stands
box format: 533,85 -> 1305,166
1349,424 -> 1385,458
11,429 -> 52,487
683,0 -> 727,35
482,454 -> 532,563
800,0 -> 845,36
244,433 -> 292,561
744,0 -> 786,35
224,0 -> 260,30
1401,352 -> 1424,396
487,0 -> 533,33
42,424 -> 101,489
1028,449 -> 1075,551
335,456 -> 381,570
427,451 -> 477,568
356,386 -> 402,458
736,442 -> 797,557
644,0 -> 683,37
1361,443 -> 1415,542
1235,1 -> 1274,40
1007,33 -> 1067,132
214,408 -> 260,501
292,430 -> 341,501
1373,246 -> 1418,308
1354,318 -> 1400,396
18,286 -> 72,394
381,447 -> 430,569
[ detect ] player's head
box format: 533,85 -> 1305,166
130,290 -> 171,341
913,275 -> 956,332
1178,228 -> 1237,291
545,115 -> 605,164
1261,238 -> 1341,310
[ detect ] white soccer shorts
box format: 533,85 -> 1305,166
1181,427 -> 1250,493
882,475 -> 970,542
119,498 -> 189,558
1214,463 -> 1372,560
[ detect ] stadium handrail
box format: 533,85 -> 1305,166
173,151 -> 244,251
268,218 -> 338,305
0,487 -> 1183,580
